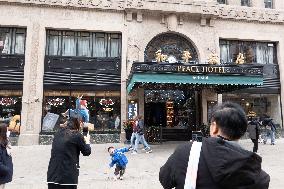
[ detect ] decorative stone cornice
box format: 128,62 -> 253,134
202,5 -> 283,24
1,0 -> 284,24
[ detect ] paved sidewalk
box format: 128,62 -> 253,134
5,138 -> 284,189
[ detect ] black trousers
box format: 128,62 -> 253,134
114,165 -> 126,177
251,139 -> 258,153
48,183 -> 77,189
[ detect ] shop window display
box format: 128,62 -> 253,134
222,94 -> 281,125
42,94 -> 121,132
0,96 -> 22,134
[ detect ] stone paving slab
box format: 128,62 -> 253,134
5,139 -> 284,189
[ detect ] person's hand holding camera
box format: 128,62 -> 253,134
84,132 -> 90,145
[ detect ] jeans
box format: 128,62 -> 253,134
134,134 -> 150,152
130,132 -> 136,147
264,130 -> 275,144
114,165 -> 125,177
67,109 -> 89,123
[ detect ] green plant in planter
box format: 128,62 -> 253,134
123,120 -> 133,131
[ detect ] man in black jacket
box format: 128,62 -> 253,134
47,118 -> 91,189
159,102 -> 270,189
247,118 -> 260,153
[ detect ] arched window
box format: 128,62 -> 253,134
144,33 -> 198,63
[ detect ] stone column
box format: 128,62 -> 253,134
217,94 -> 222,105
120,29 -> 128,142
18,22 -> 46,145
277,40 -> 284,128
202,89 -> 218,124
137,88 -> 145,118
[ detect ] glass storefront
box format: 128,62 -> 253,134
42,91 -> 121,132
223,93 -> 282,125
0,94 -> 22,134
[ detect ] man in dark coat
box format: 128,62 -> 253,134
159,102 -> 270,189
47,118 -> 91,189
247,118 -> 260,153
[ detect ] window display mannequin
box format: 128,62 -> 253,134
62,95 -> 89,123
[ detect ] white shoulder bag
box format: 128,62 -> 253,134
184,141 -> 202,189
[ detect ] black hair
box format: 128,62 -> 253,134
210,101 -> 247,140
108,146 -> 114,152
67,118 -> 80,131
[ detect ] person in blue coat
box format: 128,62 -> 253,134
0,123 -> 13,189
108,146 -> 130,180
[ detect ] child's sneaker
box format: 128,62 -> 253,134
119,176 -> 124,180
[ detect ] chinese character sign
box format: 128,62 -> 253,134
128,101 -> 138,120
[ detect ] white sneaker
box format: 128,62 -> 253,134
142,148 -> 146,151
146,149 -> 152,153
131,151 -> 137,155
119,176 -> 124,180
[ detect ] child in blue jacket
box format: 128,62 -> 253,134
108,146 -> 130,180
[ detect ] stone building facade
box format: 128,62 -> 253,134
0,0 -> 283,145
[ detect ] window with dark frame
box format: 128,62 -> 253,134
46,30 -> 122,58
264,0 -> 273,8
241,0 -> 251,6
219,40 -> 277,64
217,0 -> 227,4
0,27 -> 26,55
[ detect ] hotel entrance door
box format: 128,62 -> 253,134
144,90 -> 199,140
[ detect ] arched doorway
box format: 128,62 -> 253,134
143,33 -> 200,141
144,33 -> 198,63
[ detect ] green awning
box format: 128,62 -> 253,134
127,73 -> 263,93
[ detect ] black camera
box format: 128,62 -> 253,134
83,125 -> 88,136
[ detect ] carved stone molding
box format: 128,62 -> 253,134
1,0 -> 284,24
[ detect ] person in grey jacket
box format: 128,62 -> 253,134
247,118 -> 260,153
